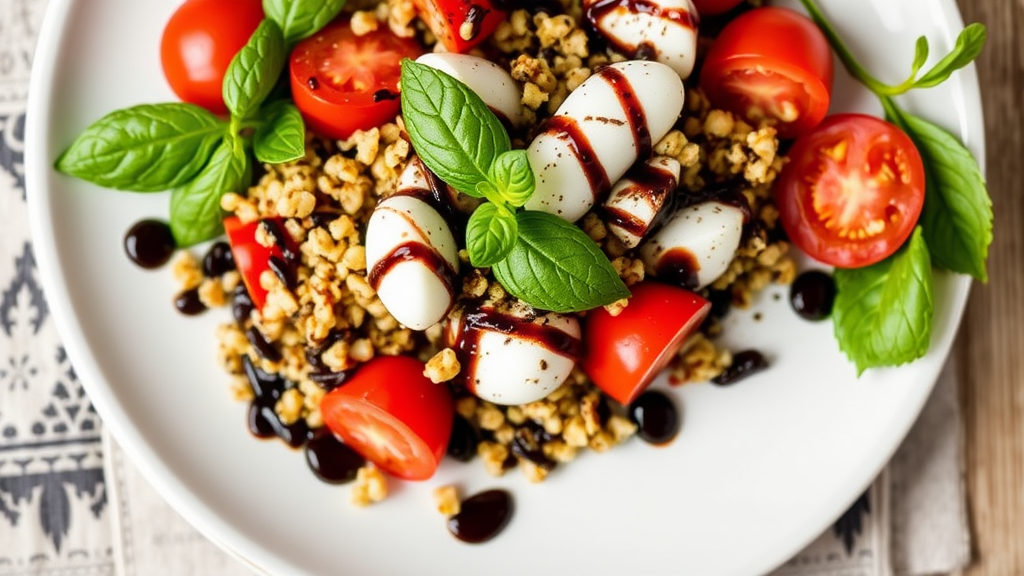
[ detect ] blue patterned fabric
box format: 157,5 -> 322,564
0,0 -> 113,572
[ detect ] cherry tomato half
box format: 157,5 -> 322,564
223,216 -> 287,310
412,0 -> 507,53
581,282 -> 710,405
160,0 -> 264,114
691,0 -> 745,16
699,7 -> 833,139
289,20 -> 423,140
775,113 -> 926,268
320,355 -> 454,481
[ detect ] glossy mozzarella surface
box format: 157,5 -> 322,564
586,0 -> 699,79
525,60 -> 684,222
415,52 -> 525,127
364,194 -> 459,330
602,155 -> 680,248
447,309 -> 581,405
640,200 -> 745,290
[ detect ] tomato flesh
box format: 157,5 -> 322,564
224,216 -> 286,310
320,355 -> 454,481
776,113 -> 926,268
290,20 -> 423,140
581,282 -> 710,405
412,0 -> 507,53
160,0 -> 264,114
699,7 -> 832,139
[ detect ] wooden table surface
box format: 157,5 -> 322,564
952,0 -> 1023,574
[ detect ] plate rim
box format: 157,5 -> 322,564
23,0 -> 983,574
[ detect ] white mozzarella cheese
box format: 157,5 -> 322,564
640,200 -> 745,290
525,60 -> 684,222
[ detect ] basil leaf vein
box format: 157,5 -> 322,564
401,60 -> 510,197
263,0 -> 347,45
54,103 -> 225,192
833,227 -> 934,374
254,101 -> 306,164
170,138 -> 248,246
492,211 -> 629,312
223,19 -> 286,119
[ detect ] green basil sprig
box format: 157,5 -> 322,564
400,60 -> 629,311
54,0 -> 344,246
798,0 -> 991,372
832,228 -> 934,374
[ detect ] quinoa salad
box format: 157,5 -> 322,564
161,0 -> 793,507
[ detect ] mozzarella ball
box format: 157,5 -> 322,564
525,60 -> 685,222
364,194 -> 460,330
445,306 -> 582,405
640,200 -> 745,290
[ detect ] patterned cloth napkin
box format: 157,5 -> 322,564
0,1 -> 971,574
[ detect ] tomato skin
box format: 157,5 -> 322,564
412,0 -> 506,53
775,113 -> 926,268
581,282 -> 710,406
691,0 -> 745,16
223,216 -> 285,310
289,20 -> 423,140
699,7 -> 832,139
160,0 -> 264,114
320,356 -> 454,481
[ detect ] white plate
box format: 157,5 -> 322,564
25,1 -> 983,574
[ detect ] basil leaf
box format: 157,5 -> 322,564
492,211 -> 629,312
832,227 -> 934,374
254,101 -> 306,164
55,103 -> 224,192
170,138 -> 248,246
223,19 -> 286,119
908,36 -> 930,80
913,23 -> 986,89
263,0 -> 346,45
401,60 -> 510,197
466,203 -> 517,267
490,150 -> 535,207
886,104 -> 991,281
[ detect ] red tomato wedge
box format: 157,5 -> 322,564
290,20 -> 423,140
160,0 -> 264,114
581,282 -> 710,405
412,0 -> 507,53
224,216 -> 286,310
320,355 -> 454,481
699,7 -> 833,139
775,113 -> 926,268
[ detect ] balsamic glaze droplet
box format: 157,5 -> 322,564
305,430 -> 365,483
789,270 -> 836,321
124,219 -> 176,269
447,489 -> 514,544
202,241 -> 235,277
173,288 -> 206,316
711,350 -> 769,386
629,391 -> 680,445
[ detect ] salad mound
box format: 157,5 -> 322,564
161,3 -> 796,502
